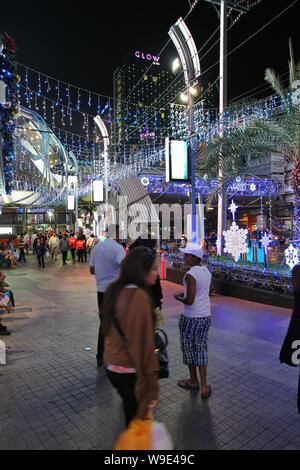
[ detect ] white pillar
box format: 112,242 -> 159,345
217,0 -> 228,250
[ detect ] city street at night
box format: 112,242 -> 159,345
0,259 -> 299,451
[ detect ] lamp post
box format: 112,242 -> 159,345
94,115 -> 110,233
169,17 -> 201,243
199,1 -> 252,252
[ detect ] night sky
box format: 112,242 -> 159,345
1,0 -> 299,103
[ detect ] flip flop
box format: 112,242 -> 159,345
177,379 -> 200,390
201,386 -> 212,399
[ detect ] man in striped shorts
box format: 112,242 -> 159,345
174,244 -> 212,398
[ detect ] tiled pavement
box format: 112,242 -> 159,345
0,257 -> 299,450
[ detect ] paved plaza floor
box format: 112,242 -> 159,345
0,257 -> 299,450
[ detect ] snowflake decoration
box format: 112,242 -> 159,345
250,183 -> 256,192
223,222 -> 248,262
260,232 -> 272,256
285,244 -> 300,270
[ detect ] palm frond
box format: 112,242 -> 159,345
265,68 -> 288,110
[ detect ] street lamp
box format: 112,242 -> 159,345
169,17 -> 201,243
94,115 -> 110,235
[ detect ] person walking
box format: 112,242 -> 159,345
103,246 -> 159,427
31,232 -> 38,254
90,225 -> 125,367
86,234 -> 95,260
174,243 -> 212,398
68,233 -> 77,263
18,234 -> 27,263
60,234 -> 69,266
129,236 -> 163,328
280,264 -> 300,414
49,233 -> 59,261
36,238 -> 47,268
76,236 -> 85,263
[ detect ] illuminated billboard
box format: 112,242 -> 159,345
166,138 -> 190,183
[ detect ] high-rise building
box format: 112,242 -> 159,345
113,60 -> 184,151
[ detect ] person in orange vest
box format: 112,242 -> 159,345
76,236 -> 86,263
68,233 -> 77,263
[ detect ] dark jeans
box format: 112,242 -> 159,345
37,255 -> 45,268
106,369 -> 137,427
19,248 -> 26,262
62,251 -> 68,264
97,292 -> 105,364
77,250 -> 84,263
71,248 -> 76,262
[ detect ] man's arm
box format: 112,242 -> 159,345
175,274 -> 196,305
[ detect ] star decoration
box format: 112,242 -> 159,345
260,232 -> 272,255
250,183 -> 256,192
223,222 -> 248,262
285,244 -> 300,270
229,200 -> 238,221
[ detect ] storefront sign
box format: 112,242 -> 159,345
140,131 -> 155,140
135,51 -> 160,65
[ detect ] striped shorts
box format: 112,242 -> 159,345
179,315 -> 211,366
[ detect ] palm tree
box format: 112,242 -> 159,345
201,40 -> 300,239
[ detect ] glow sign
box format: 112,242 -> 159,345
135,51 -> 160,65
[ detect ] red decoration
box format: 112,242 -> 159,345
3,32 -> 17,54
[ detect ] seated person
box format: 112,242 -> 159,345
0,278 -> 15,308
4,243 -> 16,269
0,246 -> 15,269
0,291 -> 12,313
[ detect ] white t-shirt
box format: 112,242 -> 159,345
183,265 -> 212,318
89,239 -> 125,293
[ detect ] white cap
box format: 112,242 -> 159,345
179,243 -> 203,259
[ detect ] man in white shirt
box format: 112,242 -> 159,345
90,225 -> 125,367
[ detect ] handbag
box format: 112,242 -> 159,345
155,329 -> 169,379
113,317 -> 169,380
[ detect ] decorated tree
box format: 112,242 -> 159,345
0,32 -> 19,194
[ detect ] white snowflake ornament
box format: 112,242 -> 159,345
223,222 -> 248,262
285,244 -> 300,270
260,232 -> 272,256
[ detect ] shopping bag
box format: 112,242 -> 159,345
67,250 -> 72,261
114,419 -> 151,450
152,422 -> 173,450
114,419 -> 173,450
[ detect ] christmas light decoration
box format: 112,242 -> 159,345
260,232 -> 272,256
0,32 -> 19,194
223,222 -> 248,262
229,199 -> 238,221
285,244 -> 299,271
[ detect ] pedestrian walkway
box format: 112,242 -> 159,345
0,258 -> 299,450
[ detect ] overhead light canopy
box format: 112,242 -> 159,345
169,17 -> 201,87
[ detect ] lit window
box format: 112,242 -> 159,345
152,76 -> 158,83
144,74 -> 148,80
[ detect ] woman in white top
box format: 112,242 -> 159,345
175,244 -> 212,398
